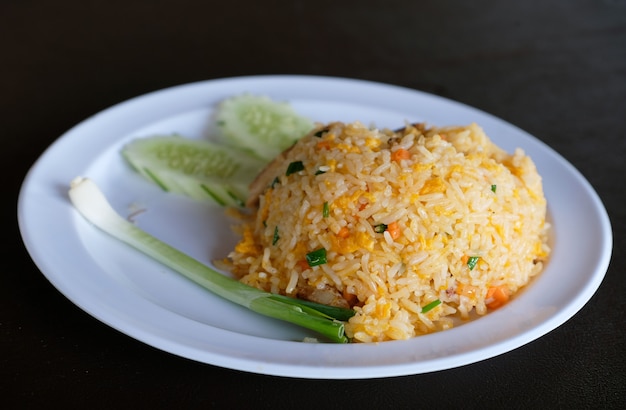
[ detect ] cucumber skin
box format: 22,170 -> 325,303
215,94 -> 314,161
122,135 -> 266,207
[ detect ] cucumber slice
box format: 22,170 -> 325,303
214,94 -> 314,161
121,135 -> 266,207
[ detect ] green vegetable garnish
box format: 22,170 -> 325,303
421,299 -> 441,313
214,94 -> 314,161
314,129 -> 327,138
121,135 -> 266,207
270,176 -> 280,188
374,223 -> 388,233
323,202 -> 330,218
68,177 -> 353,343
286,161 -> 304,176
306,248 -> 327,267
467,256 -> 480,270
272,226 -> 280,245
491,184 -> 497,193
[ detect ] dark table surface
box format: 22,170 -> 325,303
4,0 -> 625,408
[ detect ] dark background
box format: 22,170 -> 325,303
4,1 -> 625,408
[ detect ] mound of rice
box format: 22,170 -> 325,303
226,121 -> 550,343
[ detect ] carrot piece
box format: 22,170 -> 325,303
342,289 -> 357,306
387,221 -> 401,240
316,140 -> 331,150
297,259 -> 310,271
391,148 -> 410,162
461,255 -> 469,265
336,226 -> 350,238
486,285 -> 510,309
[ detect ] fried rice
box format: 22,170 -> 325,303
225,121 -> 550,343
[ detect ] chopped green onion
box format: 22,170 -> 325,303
467,256 -> 480,270
315,169 -> 326,175
286,161 -> 304,176
323,202 -> 330,218
68,177 -> 353,343
421,299 -> 441,313
270,176 -> 279,188
314,129 -> 328,138
374,223 -> 388,233
306,248 -> 327,267
491,184 -> 497,193
272,226 -> 280,245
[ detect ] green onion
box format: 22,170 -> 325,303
272,226 -> 280,245
322,202 -> 330,218
421,299 -> 441,313
286,161 -> 304,176
491,184 -> 497,193
314,129 -> 327,138
374,223 -> 387,233
68,177 -> 353,343
314,169 -> 326,175
305,248 -> 327,267
467,256 -> 480,270
270,176 -> 279,188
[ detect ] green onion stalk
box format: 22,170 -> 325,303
68,177 -> 354,343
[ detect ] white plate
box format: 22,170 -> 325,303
18,75 -> 612,379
